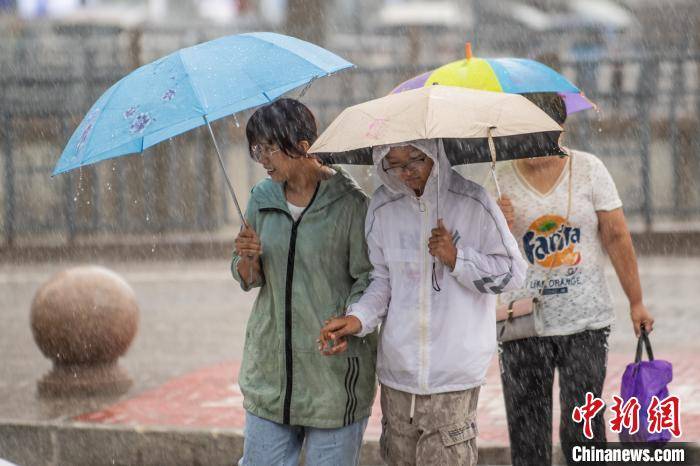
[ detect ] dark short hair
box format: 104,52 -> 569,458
245,98 -> 318,158
523,92 -> 567,125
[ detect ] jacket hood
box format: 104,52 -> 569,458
373,139 -> 452,207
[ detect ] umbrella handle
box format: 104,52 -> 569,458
433,153 -> 442,292
205,117 -> 247,226
490,166 -> 502,200
206,118 -> 257,284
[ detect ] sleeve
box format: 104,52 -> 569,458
590,155 -> 623,212
231,191 -> 265,291
346,198 -> 392,337
449,189 -> 527,294
344,196 -> 373,309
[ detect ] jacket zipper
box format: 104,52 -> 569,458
417,197 -> 430,392
279,183 -> 321,425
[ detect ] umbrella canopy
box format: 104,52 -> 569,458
53,32 -> 353,176
308,85 -> 565,166
391,47 -> 594,115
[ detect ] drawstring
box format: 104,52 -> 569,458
409,393 -> 416,424
431,262 -> 441,292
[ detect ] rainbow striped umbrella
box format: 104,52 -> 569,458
392,44 -> 594,115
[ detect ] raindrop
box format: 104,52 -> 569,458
134,200 -> 139,205
234,114 -> 240,128
75,168 -> 85,201
145,214 -> 150,222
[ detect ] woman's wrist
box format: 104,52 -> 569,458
629,298 -> 644,309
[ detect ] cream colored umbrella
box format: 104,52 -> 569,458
310,85 -> 565,292
309,85 -> 565,196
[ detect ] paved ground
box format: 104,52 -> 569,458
1,256 -> 698,453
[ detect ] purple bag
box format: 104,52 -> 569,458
619,328 -> 673,443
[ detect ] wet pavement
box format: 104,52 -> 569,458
1,256 -> 698,451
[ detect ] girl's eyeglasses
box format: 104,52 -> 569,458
382,155 -> 428,176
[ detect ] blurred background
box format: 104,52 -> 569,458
0,0 -> 698,249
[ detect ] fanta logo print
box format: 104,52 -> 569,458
523,215 -> 581,267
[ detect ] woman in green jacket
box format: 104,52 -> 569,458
232,99 -> 377,466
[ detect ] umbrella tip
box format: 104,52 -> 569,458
465,42 -> 472,61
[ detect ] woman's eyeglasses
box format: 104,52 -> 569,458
382,155 -> 428,176
250,144 -> 282,162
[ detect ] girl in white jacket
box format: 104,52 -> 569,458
320,138 -> 526,465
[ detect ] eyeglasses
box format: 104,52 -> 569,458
250,144 -> 282,162
382,155 -> 428,176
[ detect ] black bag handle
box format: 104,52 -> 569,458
634,325 -> 654,363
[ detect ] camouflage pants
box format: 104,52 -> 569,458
379,384 -> 480,466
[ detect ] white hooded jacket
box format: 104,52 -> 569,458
348,139 -> 527,395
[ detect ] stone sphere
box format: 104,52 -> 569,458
31,266 -> 139,376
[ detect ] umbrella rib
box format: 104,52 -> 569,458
235,40 -> 276,103
175,51 -> 209,114
254,35 -> 335,78
238,39 -> 324,103
425,89 -> 431,138
76,77 -> 128,163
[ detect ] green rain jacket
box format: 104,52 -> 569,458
231,167 -> 378,428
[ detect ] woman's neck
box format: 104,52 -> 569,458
285,160 -> 331,196
515,156 -> 567,176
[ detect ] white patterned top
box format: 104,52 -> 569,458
487,150 -> 622,336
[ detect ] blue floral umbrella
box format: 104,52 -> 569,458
53,32 -> 353,222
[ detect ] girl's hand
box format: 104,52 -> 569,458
235,224 -> 262,260
428,219 -> 457,270
318,316 -> 362,356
